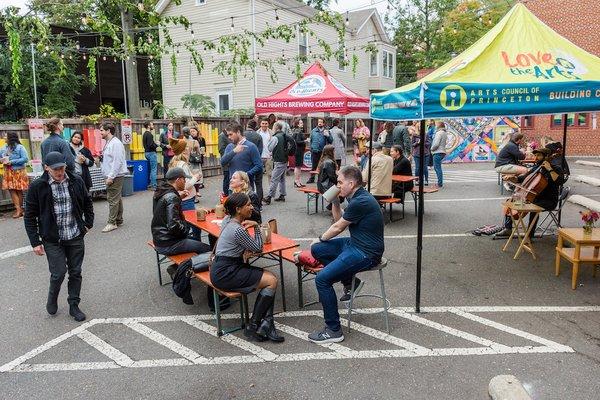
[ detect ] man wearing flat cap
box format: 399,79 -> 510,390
24,151 -> 94,322
151,167 -> 210,256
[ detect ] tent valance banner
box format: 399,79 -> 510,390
255,62 -> 370,115
370,3 -> 600,120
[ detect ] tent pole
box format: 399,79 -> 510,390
558,113 -> 568,225
416,119 -> 426,313
367,118 -> 375,191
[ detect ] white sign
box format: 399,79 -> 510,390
288,75 -> 326,97
121,119 -> 132,144
28,119 -> 45,142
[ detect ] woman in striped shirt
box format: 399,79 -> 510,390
210,192 -> 284,343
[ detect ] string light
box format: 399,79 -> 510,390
45,45 -> 49,51
83,54 -> 87,60
191,25 -> 194,38
102,55 -> 106,61
69,54 -> 73,59
230,17 -> 235,32
60,53 -> 65,59
113,57 -> 117,62
75,42 -> 80,50
42,52 -> 47,57
275,9 -> 279,24
81,16 -> 87,25
345,11 -> 349,27
132,60 -> 136,65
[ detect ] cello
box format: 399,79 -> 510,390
511,164 -> 548,204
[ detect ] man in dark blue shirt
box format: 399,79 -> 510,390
309,165 -> 384,343
220,123 -> 263,188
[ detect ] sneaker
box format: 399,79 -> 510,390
339,278 -> 364,302
101,224 -> 118,233
274,195 -> 285,202
308,326 -> 344,343
262,196 -> 271,205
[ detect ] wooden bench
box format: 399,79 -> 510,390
147,241 -> 196,286
297,186 -> 324,214
377,197 -> 404,223
193,271 -> 250,336
409,187 -> 439,215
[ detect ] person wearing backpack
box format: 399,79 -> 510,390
263,121 -> 291,204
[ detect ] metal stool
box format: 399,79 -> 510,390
346,257 -> 390,333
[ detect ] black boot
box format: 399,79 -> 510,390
46,279 -> 62,315
257,303 -> 284,342
69,304 -> 86,322
244,293 -> 274,341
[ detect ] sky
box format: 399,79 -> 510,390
2,0 -> 391,18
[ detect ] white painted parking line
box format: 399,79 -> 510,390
0,245 -> 31,261
1,306 -> 587,373
77,330 -> 135,367
124,322 -> 208,363
389,309 -> 510,350
293,233 -> 473,241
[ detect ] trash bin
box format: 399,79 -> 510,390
126,160 -> 149,191
121,174 -> 134,197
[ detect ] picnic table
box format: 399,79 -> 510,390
183,210 -> 298,311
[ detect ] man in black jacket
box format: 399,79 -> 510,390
143,121 -> 159,190
151,167 -> 210,256
24,152 -> 94,322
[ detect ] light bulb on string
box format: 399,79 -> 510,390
488,18 -> 493,25
61,53 -> 65,59
81,16 -> 87,25
191,25 -> 195,38
275,9 -> 279,25
83,54 -> 87,60
126,55 -> 130,60
132,60 -> 136,65
113,57 -> 117,62
69,54 -> 73,59
102,55 -> 106,61
45,45 -> 49,51
43,52 -> 47,57
319,10 -> 323,17
75,42 -> 80,50
149,54 -> 153,60
345,12 -> 349,27
230,17 -> 235,32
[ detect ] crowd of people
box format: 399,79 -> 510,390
2,115 -> 570,345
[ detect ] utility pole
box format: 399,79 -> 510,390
120,6 -> 140,118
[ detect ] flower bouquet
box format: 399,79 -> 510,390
580,210 -> 599,235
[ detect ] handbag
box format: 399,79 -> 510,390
189,152 -> 202,164
191,252 -> 213,273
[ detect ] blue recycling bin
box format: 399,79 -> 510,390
126,160 -> 149,192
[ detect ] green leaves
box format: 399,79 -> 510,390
180,94 -> 216,117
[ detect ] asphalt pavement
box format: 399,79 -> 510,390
1,161 -> 599,400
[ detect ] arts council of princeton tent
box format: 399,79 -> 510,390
255,62 -> 370,115
369,2 -> 600,312
370,3 -> 600,121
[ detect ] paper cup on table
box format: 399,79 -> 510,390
322,185 -> 341,203
196,208 -> 206,221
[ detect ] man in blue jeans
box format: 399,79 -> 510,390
309,165 -> 384,343
143,121 -> 158,190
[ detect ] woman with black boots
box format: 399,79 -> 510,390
210,192 -> 284,342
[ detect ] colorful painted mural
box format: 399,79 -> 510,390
442,117 -> 520,163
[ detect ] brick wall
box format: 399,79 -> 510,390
523,0 -> 600,156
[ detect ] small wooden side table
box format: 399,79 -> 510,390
555,228 -> 600,289
502,201 -> 544,260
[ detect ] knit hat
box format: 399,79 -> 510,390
169,138 -> 187,156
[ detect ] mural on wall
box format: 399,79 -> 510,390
443,117 -> 520,163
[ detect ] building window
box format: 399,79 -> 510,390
298,31 -> 308,57
551,113 -> 588,128
195,0 -> 206,5
520,116 -> 534,129
370,52 -> 378,76
215,90 -> 232,115
382,50 -> 394,78
338,44 -> 346,72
